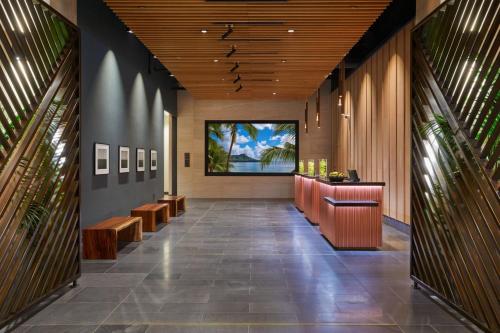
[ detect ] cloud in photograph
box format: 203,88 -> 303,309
253,123 -> 274,131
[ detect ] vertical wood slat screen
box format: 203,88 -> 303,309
0,0 -> 80,328
411,0 -> 499,332
331,24 -> 412,224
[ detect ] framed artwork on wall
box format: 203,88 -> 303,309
137,148 -> 145,172
94,143 -> 110,175
150,149 -> 158,171
119,146 -> 130,173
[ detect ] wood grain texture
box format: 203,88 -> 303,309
412,1 -> 500,330
331,23 -> 412,224
131,203 -> 169,232
83,217 -> 143,260
158,195 -> 186,217
103,0 -> 390,100
0,0 -> 80,327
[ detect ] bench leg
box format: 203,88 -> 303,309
83,230 -> 117,260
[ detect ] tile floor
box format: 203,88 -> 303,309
16,199 -> 477,333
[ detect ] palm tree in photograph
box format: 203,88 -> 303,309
207,123 -> 228,172
225,123 -> 258,172
208,140 -> 230,172
260,123 -> 296,169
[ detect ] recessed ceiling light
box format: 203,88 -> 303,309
201,29 -> 208,34
169,74 -> 175,77
214,59 -> 219,62
127,28 -> 133,34
222,78 -> 225,81
281,59 -> 287,63
287,29 -> 295,33
273,92 -> 277,95
153,55 -> 157,59
275,79 -> 280,82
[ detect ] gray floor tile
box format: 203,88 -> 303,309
26,303 -> 118,325
23,325 -> 98,333
95,325 -> 149,333
68,287 -> 132,303
22,199 -> 472,332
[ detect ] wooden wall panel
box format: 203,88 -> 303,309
177,80 -> 332,199
331,23 -> 412,224
412,1 -> 499,330
0,0 -> 80,329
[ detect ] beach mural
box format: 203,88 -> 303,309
206,121 -> 298,175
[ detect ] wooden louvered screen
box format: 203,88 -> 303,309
411,0 -> 499,332
0,0 -> 80,328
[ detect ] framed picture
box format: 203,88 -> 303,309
150,149 -> 158,171
137,148 -> 145,172
119,146 -> 130,173
94,143 -> 109,175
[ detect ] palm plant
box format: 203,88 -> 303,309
225,123 -> 258,172
260,124 -> 297,169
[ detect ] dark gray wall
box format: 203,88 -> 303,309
79,0 -> 177,227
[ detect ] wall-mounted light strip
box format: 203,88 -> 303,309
338,60 -> 345,116
316,88 -> 320,128
304,101 -> 308,133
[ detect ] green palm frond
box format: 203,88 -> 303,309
21,202 -> 49,236
260,142 -> 296,169
273,123 -> 296,140
242,123 -> 258,141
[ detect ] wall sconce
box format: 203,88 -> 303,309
304,101 -> 308,133
316,89 -> 320,128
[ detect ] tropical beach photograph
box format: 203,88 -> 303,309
206,121 -> 298,174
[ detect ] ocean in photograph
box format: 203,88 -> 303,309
229,161 -> 295,173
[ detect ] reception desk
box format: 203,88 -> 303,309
302,175 -> 319,224
318,179 -> 385,249
294,174 -> 304,212
294,174 -> 384,248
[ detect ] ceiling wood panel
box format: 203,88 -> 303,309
104,0 -> 391,99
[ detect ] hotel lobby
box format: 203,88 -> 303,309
0,0 -> 498,332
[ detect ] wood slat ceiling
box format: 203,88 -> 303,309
104,0 -> 391,100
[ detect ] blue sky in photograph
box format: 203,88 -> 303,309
210,123 -> 295,160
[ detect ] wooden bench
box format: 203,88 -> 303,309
82,216 -> 142,260
131,203 -> 169,232
158,195 -> 186,217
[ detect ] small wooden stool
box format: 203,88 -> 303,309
82,216 -> 142,260
131,203 -> 169,232
158,195 -> 186,217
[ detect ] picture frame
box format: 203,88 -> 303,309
136,148 -> 145,172
150,149 -> 158,171
119,146 -> 130,173
94,143 -> 110,175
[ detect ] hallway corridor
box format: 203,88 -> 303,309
19,200 -> 471,333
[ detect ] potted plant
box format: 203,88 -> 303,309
328,171 -> 345,182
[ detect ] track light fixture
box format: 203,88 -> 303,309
230,62 -> 240,73
235,84 -> 243,92
222,25 -> 234,40
226,45 -> 237,58
233,74 -> 241,84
